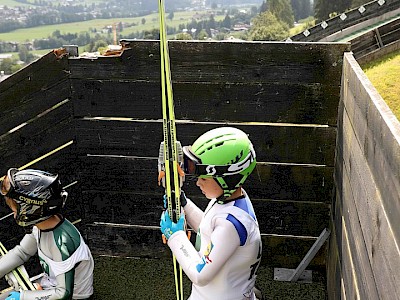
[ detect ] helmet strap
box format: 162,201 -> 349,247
214,175 -> 244,204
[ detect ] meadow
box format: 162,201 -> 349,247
0,11 -> 224,43
1,0 -> 107,6
362,50 -> 400,120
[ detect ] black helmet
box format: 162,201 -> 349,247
1,168 -> 67,227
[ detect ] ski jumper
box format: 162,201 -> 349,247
0,216 -> 94,300
167,190 -> 262,300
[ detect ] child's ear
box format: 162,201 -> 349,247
1,176 -> 11,195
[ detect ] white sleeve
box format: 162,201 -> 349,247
0,233 -> 37,278
183,198 -> 204,232
168,217 -> 240,286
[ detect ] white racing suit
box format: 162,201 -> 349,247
168,190 -> 262,300
0,216 -> 94,300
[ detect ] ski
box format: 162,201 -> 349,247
157,0 -> 185,299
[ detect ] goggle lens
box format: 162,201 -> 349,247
183,146 -> 201,177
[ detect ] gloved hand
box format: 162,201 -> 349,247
160,210 -> 185,240
163,191 -> 188,208
6,291 -> 20,300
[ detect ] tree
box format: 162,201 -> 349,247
291,0 -> 312,22
249,11 -> 289,41
221,13 -> 232,29
351,0 -> 370,8
314,0 -> 352,22
141,18 -> 146,25
18,45 -> 34,63
175,32 -> 192,40
197,29 -> 209,40
269,0 -> 295,28
259,1 -> 268,13
168,11 -> 174,21
92,40 -> 108,52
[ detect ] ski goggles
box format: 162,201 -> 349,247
182,145 -> 256,178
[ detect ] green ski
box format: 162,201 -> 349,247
157,0 -> 185,299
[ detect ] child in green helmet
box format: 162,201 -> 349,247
160,127 -> 263,300
0,168 -> 94,300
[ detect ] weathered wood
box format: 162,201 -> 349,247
335,111 -> 400,298
69,41 -> 349,125
76,155 -> 334,202
290,0 -> 400,42
329,53 -> 400,299
0,52 -> 70,133
71,79 -> 340,125
326,219 -> 343,300
75,119 -> 337,165
350,16 -> 400,61
0,101 -> 74,175
85,223 -> 326,269
0,41 -> 350,274
80,190 -> 329,237
338,169 -> 380,299
343,53 -> 400,244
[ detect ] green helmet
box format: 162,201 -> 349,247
183,127 -> 256,198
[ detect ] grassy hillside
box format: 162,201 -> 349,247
362,50 -> 400,120
0,11 -> 223,43
0,0 -> 106,6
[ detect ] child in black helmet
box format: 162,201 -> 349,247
160,127 -> 263,300
0,168 -> 94,300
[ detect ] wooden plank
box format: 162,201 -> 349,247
326,222 -> 343,300
340,170 -> 379,299
0,101 -> 74,175
75,119 -> 337,166
80,190 -> 329,237
337,110 -> 400,298
291,0 -> 400,42
77,155 -> 334,202
343,53 -> 400,245
341,219 -> 360,300
70,41 -> 348,84
84,223 -> 326,268
0,51 -> 70,133
71,79 -> 341,125
69,41 -> 348,125
0,81 -> 70,134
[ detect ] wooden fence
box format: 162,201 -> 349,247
0,41 -> 349,273
350,17 -> 400,63
289,0 -> 400,43
328,53 -> 400,299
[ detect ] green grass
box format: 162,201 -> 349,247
0,11 -> 223,43
3,0 -> 108,5
362,50 -> 400,120
0,0 -> 32,7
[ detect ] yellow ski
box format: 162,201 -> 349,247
157,0 -> 185,299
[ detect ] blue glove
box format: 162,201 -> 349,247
160,210 -> 185,240
6,292 -> 20,300
163,191 -> 188,208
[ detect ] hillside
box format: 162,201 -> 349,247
362,49 -> 400,120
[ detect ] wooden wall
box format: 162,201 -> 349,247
353,18 -> 400,64
289,0 -> 400,42
328,53 -> 400,299
0,41 -> 349,270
